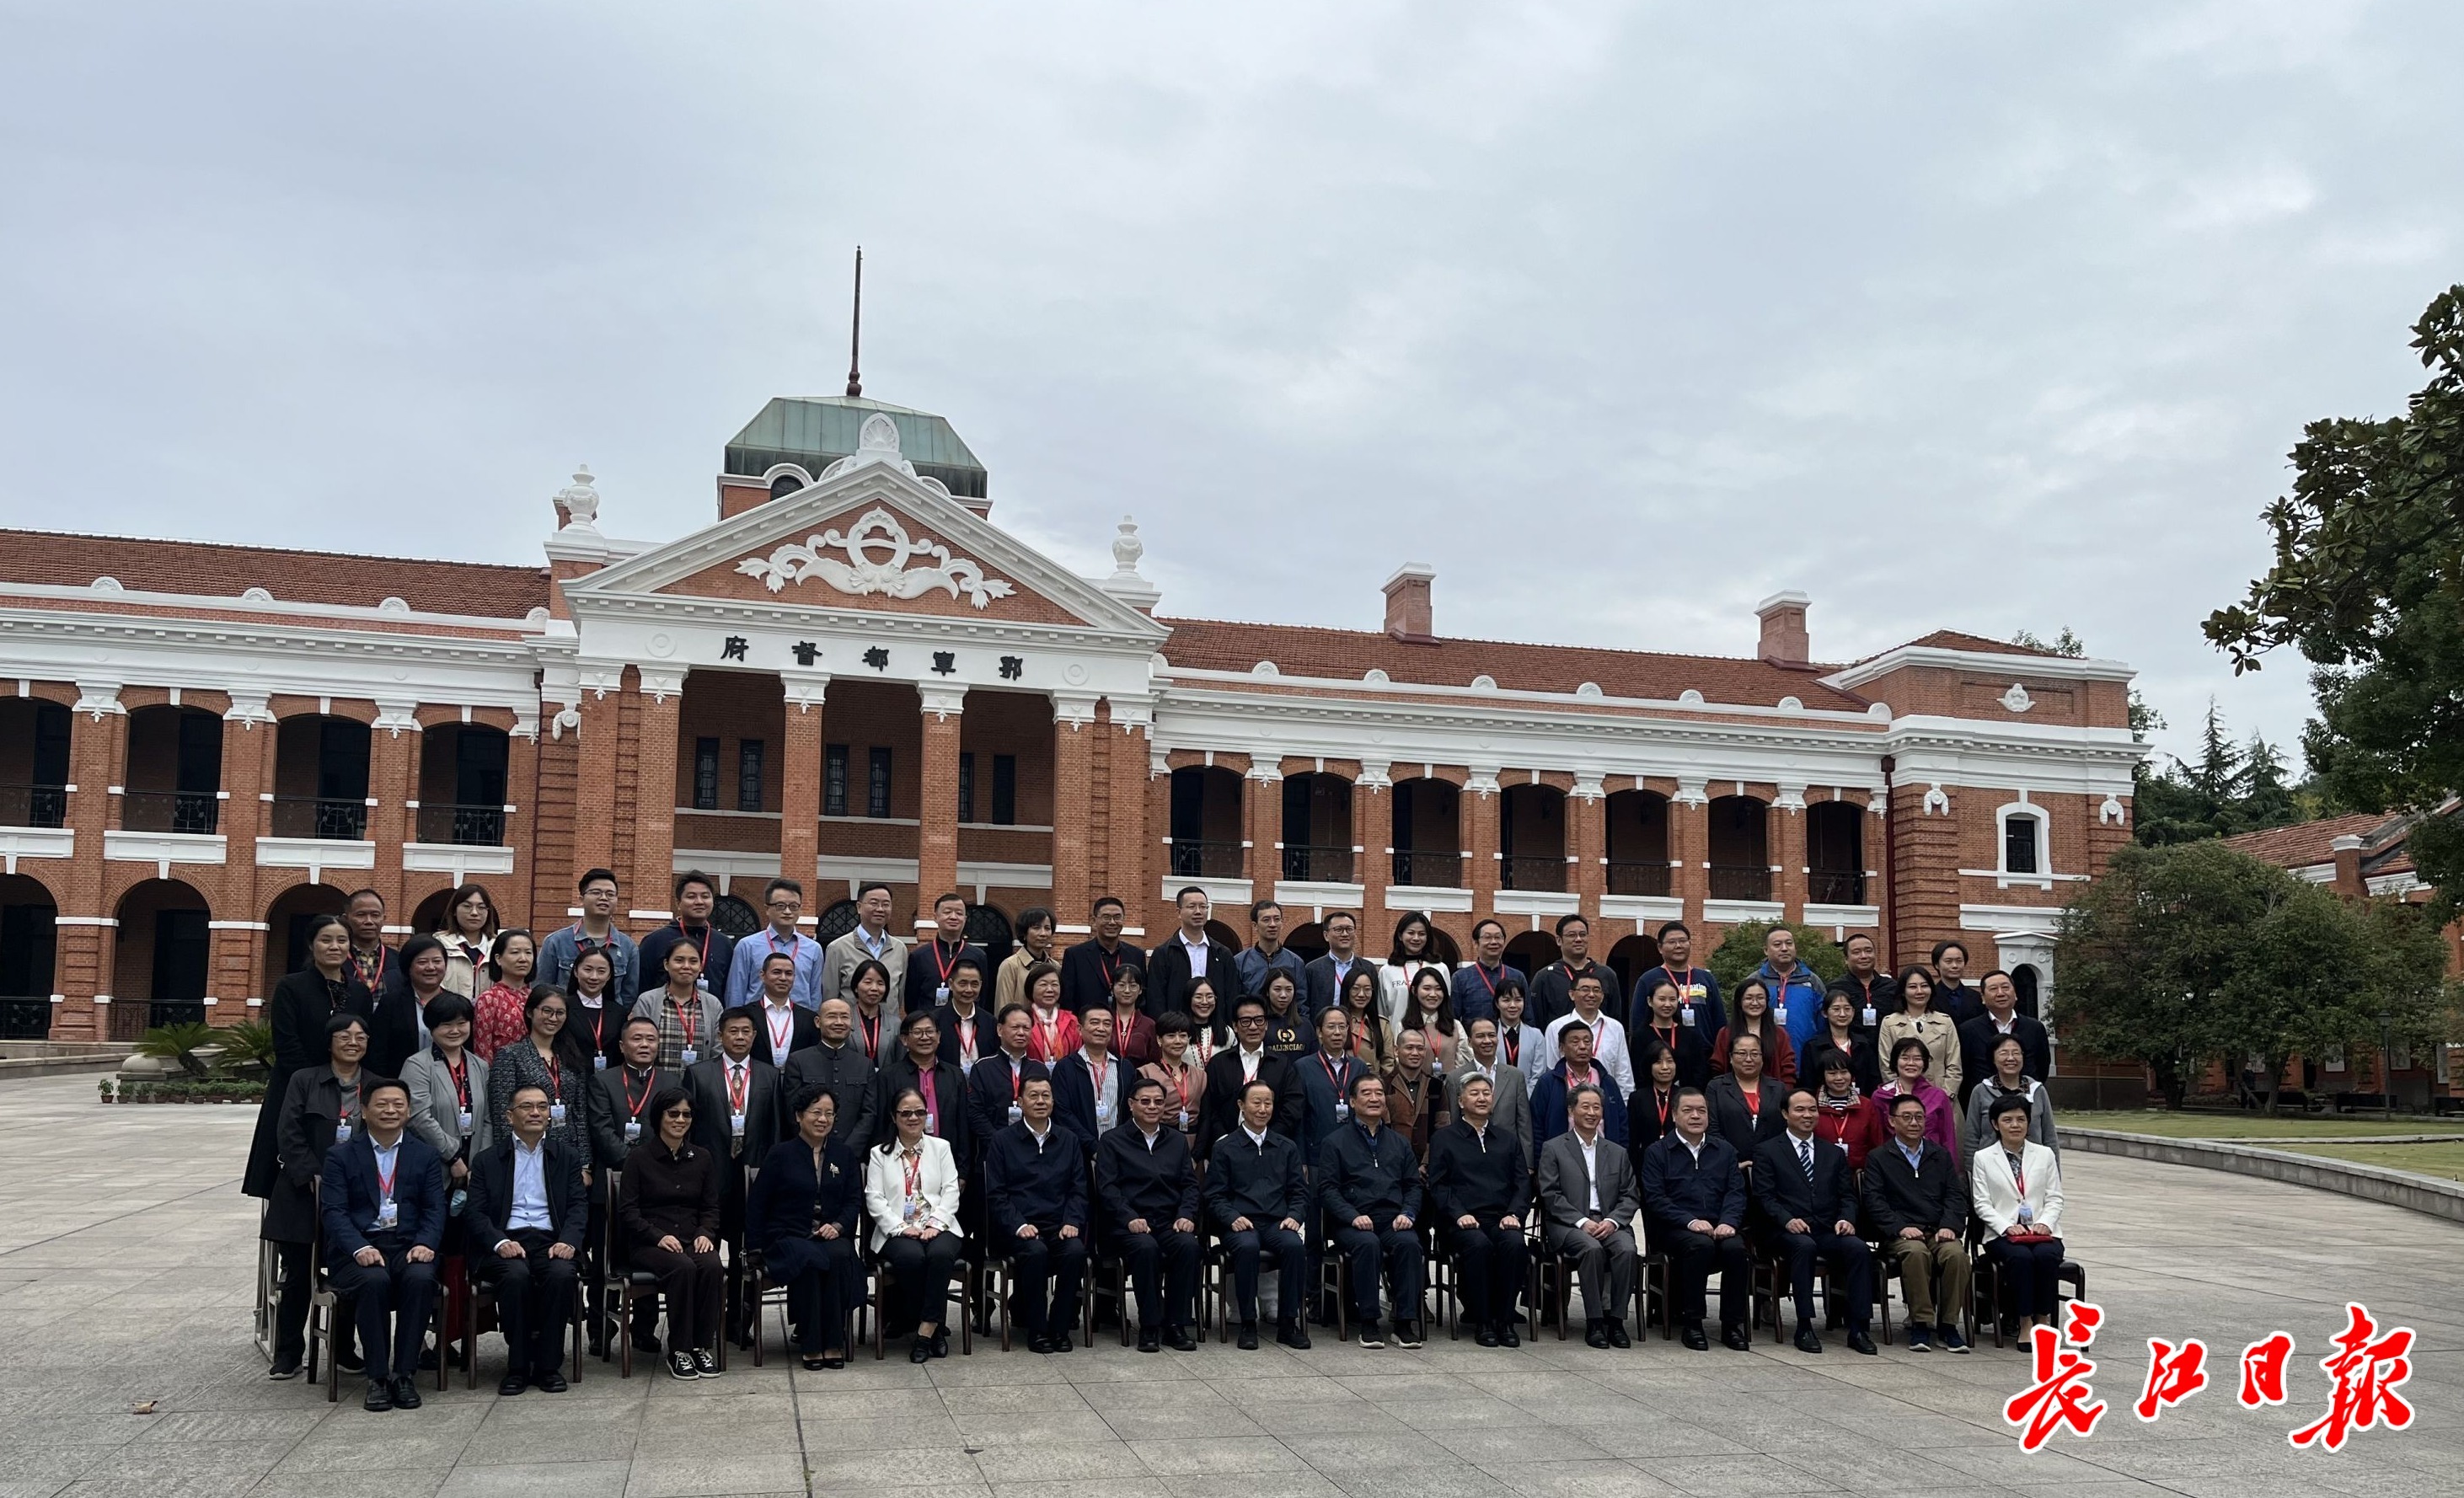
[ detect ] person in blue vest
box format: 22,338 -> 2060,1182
1750,926 -> 1826,1055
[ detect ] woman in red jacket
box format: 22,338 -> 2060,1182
1810,1051 -> 1884,1170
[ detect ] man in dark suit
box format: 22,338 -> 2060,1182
904,891 -> 991,1019
782,998 -> 878,1155
1824,932 -> 1899,1022
1051,1006 -> 1130,1160
1862,1092 -> 1973,1353
1203,1079 -> 1312,1350
688,1007 -> 784,1348
1957,971 -> 2053,1105
1059,896 -> 1146,1015
1705,1031 -> 1789,1162
1294,1007 -> 1364,1169
931,956 -> 994,1071
1639,1087 -> 1752,1351
1096,1078 -> 1203,1351
876,1009 -> 971,1165
1317,1072 -> 1427,1350
1427,1072 -> 1529,1346
1300,910 -> 1374,1019
1148,885 -> 1239,1016
967,1006 -> 1048,1164
320,1076 -> 447,1411
983,1075 -> 1088,1353
1751,1089 -> 1877,1356
1200,997 -> 1302,1144
466,1083 -> 588,1394
587,1015 -> 667,1356
1537,1080 -> 1640,1349
747,951 -> 822,1070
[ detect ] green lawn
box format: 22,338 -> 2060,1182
2062,1109 -> 2464,1140
2269,1142 -> 2464,1184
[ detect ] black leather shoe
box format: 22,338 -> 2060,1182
1165,1326 -> 1197,1352
1497,1320 -> 1521,1348
1681,1324 -> 1710,1351
1584,1320 -> 1610,1350
1028,1335 -> 1056,1355
497,1372 -> 528,1397
362,1378 -> 391,1412
1051,1332 -> 1074,1352
534,1369 -> 569,1392
930,1329 -> 951,1359
1138,1328 -> 1160,1353
1846,1330 -> 1877,1356
390,1374 -> 421,1410
910,1337 -> 934,1363
1794,1324 -> 1824,1355
1237,1322 -> 1261,1351
1474,1324 -> 1499,1347
1277,1319 -> 1311,1351
1721,1324 -> 1753,1352
1606,1319 -> 1631,1349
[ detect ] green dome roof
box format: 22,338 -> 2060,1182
724,396 -> 987,500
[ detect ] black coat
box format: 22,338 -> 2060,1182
930,1003 -> 994,1070
983,1122 -> 1088,1237
1316,1122 -> 1423,1226
261,1065 -> 362,1244
746,1136 -> 861,1248
1628,1084 -> 1684,1152
1425,1118 -> 1529,1222
1203,1126 -> 1310,1228
1528,960 -> 1623,1030
1147,934 -> 1240,1019
1750,1130 -> 1859,1233
1051,1051 -> 1131,1158
687,1053 -> 785,1165
245,968 -> 363,1197
1060,939 -> 1145,1016
464,1134 -> 590,1256
359,970 -> 424,1082
746,1002 -> 822,1072
1802,1030 -> 1884,1096
1198,1049 -> 1302,1149
1705,1074 -> 1789,1162
589,1064 -> 672,1172
1958,1015 -> 2053,1102
1637,1132 -> 1747,1241
1095,1123 -> 1200,1235
965,1052 -> 1049,1167
1861,1137 -> 1969,1239
873,1053 -> 971,1165
321,1131 -> 447,1257
1302,953 -> 1378,1019
904,940 -> 991,1017
1635,1019 -> 1715,1091
780,1042 -> 878,1157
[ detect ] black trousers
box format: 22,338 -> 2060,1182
1986,1234 -> 2067,1317
472,1228 -> 578,1377
1330,1224 -> 1424,1327
1007,1228 -> 1087,1338
1119,1228 -> 1200,1330
1447,1220 -> 1529,1326
881,1231 -> 963,1335
764,1235 -> 855,1354
1768,1228 -> 1873,1330
1223,1223 -> 1306,1323
1665,1228 -> 1752,1329
634,1241 -> 724,1351
327,1238 -> 437,1382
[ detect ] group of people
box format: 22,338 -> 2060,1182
243,875 -> 2072,1412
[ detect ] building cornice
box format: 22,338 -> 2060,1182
1821,645 -> 2135,693
1154,664 -> 1885,725
0,581 -> 544,634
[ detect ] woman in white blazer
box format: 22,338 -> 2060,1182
1379,912 -> 1451,1029
1970,1092 -> 2067,1336
864,1084 -> 965,1363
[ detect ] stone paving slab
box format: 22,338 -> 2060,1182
2,1072 -> 2454,1497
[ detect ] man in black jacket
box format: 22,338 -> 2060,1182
1317,1072 -> 1426,1350
1956,971 -> 2053,1105
904,891 -> 991,1020
1203,1079 -> 1311,1351
587,1015 -> 667,1356
1149,886 -> 1240,1016
781,998 -> 878,1155
1526,914 -> 1623,1030
1638,1088 -> 1752,1351
1824,933 -> 1899,1023
1425,1073 -> 1529,1346
1750,1089 -> 1877,1356
1095,1078 -> 1202,1351
686,1007 -> 783,1347
966,1006 -> 1048,1166
1299,910 -> 1374,1019
1052,1006 -> 1129,1160
466,1084 -> 589,1394
982,1075 -> 1088,1353
1059,896 -> 1146,1015
1199,998 -> 1302,1145
1862,1092 -> 1973,1353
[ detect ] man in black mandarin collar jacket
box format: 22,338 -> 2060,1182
1425,1073 -> 1529,1346
1638,1087 -> 1751,1351
1095,1079 -> 1203,1351
1315,1073 -> 1426,1348
1202,1078 -> 1312,1350
982,1076 -> 1088,1353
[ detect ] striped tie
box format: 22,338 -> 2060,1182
1798,1139 -> 1815,1183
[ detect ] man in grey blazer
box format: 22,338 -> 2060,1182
1448,1017 -> 1532,1164
1536,1082 -> 1641,1348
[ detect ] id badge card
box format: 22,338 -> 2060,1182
456,1108 -> 474,1133
1335,1100 -> 1351,1123
624,1119 -> 642,1143
1774,1003 -> 1788,1027
1861,1005 -> 1877,1027
335,1119 -> 353,1143
680,1046 -> 699,1067
593,1054 -> 608,1072
377,1198 -> 398,1229
730,1111 -> 747,1138
1178,1109 -> 1192,1130
549,1101 -> 568,1125
936,985 -> 951,1003
1007,1102 -> 1023,1124
1680,1006 -> 1695,1028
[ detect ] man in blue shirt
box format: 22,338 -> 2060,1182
538,869 -> 640,1005
726,878 -> 825,1011
1751,926 -> 1826,1054
1235,900 -> 1308,1002
1451,918 -> 1512,1025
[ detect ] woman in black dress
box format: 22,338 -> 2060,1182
746,1086 -> 861,1368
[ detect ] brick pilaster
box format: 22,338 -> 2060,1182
1673,784 -> 1708,931
779,671 -> 828,898
628,670 -> 684,930
916,687 -> 967,928
1049,693 -> 1099,940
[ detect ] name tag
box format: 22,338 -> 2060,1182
1095,1100 -> 1115,1124
1178,1109 -> 1192,1130
936,985 -> 951,1003
593,1054 -> 607,1072
1335,1101 -> 1351,1122
1861,1006 -> 1877,1027
624,1119 -> 642,1143
549,1102 -> 567,1125
376,1199 -> 397,1228
456,1108 -> 474,1133
1007,1102 -> 1023,1124
680,1047 -> 699,1067
335,1120 -> 353,1142
730,1112 -> 746,1137
1680,1007 -> 1695,1027
1774,1004 -> 1788,1027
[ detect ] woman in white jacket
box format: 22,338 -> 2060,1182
1971,1092 -> 2067,1337
1378,912 -> 1451,1029
864,1085 -> 964,1363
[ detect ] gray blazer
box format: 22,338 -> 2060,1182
403,1047 -> 493,1165
1537,1127 -> 1640,1233
1447,1060 -> 1533,1165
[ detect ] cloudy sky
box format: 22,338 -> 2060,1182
5,1 -> 2458,771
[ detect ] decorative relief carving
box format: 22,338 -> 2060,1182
2000,682 -> 2034,713
736,507 -> 1015,609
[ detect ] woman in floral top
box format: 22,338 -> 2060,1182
471,928 -> 536,1062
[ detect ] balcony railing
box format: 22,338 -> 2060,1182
107,999 -> 205,1041
1167,839 -> 1245,878
0,997 -> 50,1041
120,789 -> 220,835
0,783 -> 67,828
1605,859 -> 1672,897
267,795 -> 369,841
1281,844 -> 1353,883
1499,853 -> 1566,892
1808,869 -> 1867,905
415,802 -> 507,846
1390,848 -> 1461,887
1708,864 -> 1774,901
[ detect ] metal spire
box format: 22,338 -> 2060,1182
844,247 -> 864,398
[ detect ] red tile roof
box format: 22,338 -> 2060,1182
1878,629 -> 2058,657
2221,813 -> 2386,869
0,530 -> 549,618
1154,618 -> 1872,710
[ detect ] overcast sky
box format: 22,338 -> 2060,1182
5,2 -> 2459,773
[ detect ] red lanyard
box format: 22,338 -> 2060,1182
951,1011 -> 978,1063
374,1149 -> 396,1201
1097,946 -> 1122,987
858,1009 -> 882,1061
726,1062 -> 748,1114
902,1148 -> 924,1202
932,940 -> 962,983
587,999 -> 610,1051
1090,1054 -> 1110,1101
767,1007 -> 795,1057
624,1067 -> 656,1120
918,1067 -> 939,1126
1503,1029 -> 1519,1067
2010,1153 -> 2026,1196
1742,1086 -> 1760,1118
1654,1089 -> 1672,1127
1320,1052 -> 1349,1096
541,1055 -> 562,1104
1009,1060 -> 1026,1100
351,947 -> 386,992
672,996 -> 698,1051
446,1053 -> 470,1110
1164,1063 -> 1191,1114
1474,963 -> 1501,997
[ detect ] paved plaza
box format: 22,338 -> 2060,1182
0,1072 -> 2455,1498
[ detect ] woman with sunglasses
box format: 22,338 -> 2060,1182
865,1085 -> 963,1362
619,1087 -> 725,1378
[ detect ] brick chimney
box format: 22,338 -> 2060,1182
1384,563 -> 1437,643
1755,591 -> 1811,667
2330,833 -> 2365,896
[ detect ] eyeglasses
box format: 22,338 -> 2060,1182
895,1109 -> 929,1120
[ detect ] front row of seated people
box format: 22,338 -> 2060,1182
270,1016 -> 2067,1406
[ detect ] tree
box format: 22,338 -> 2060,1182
2208,284 -> 2464,923
1706,920 -> 1848,998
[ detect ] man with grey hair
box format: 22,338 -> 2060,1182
1537,1081 -> 1640,1349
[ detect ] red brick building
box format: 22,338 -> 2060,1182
0,395 -> 2145,1042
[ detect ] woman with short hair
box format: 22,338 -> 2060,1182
1972,1093 -> 2067,1337
433,883 -> 500,998
864,1085 -> 964,1362
747,1086 -> 861,1368
619,1087 -> 725,1378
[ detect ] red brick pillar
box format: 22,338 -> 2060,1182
1357,766 -> 1390,937
917,686 -> 967,929
1776,786 -> 1808,922
1673,782 -> 1708,931
1467,768 -> 1502,915
779,672 -> 828,901
571,671 -> 623,886
1103,698 -> 1153,933
1572,774 -> 1606,920
369,700 -> 419,920
1245,758 -> 1282,897
501,716 -> 541,930
629,670 -> 685,930
58,682 -> 125,1040
215,695 -> 276,1019
1888,781 -> 1961,966
1049,693 -> 1099,944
